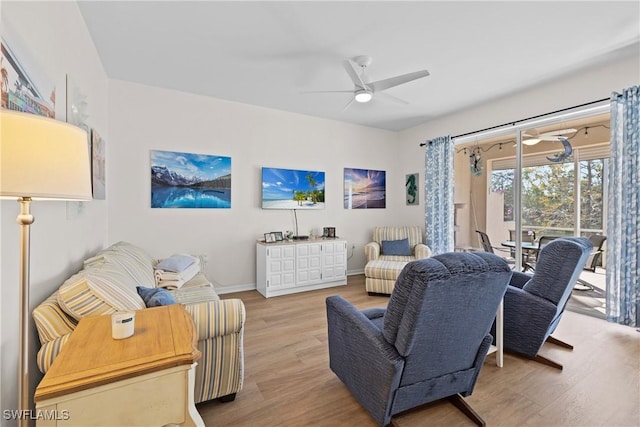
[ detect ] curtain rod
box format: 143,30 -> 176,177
419,97 -> 610,147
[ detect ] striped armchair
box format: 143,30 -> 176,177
32,241 -> 245,404
364,226 -> 431,294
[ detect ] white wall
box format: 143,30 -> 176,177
397,49 -> 640,240
0,2 -> 108,424
107,80 -> 424,291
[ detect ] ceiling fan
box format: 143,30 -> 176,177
303,55 -> 430,111
522,128 -> 577,145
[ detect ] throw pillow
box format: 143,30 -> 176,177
136,286 -> 176,307
381,238 -> 412,256
155,254 -> 196,273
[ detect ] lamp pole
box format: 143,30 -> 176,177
17,197 -> 34,427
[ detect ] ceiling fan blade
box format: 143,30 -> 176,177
539,128 -> 577,138
300,90 -> 354,94
369,69 -> 429,92
342,96 -> 356,112
342,59 -> 367,90
376,91 -> 409,105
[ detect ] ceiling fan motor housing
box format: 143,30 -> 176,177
353,55 -> 373,68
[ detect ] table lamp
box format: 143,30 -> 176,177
0,109 -> 92,426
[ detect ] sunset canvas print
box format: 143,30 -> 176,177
344,168 -> 386,209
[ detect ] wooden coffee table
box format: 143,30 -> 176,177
34,304 -> 204,426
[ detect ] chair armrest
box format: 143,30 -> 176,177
326,296 -> 404,424
502,286 -> 558,357
182,298 -> 245,341
364,242 -> 381,262
361,307 -> 386,321
509,271 -> 532,289
414,244 -> 432,259
37,333 -> 72,374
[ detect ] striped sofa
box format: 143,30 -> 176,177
32,241 -> 245,404
364,226 -> 432,294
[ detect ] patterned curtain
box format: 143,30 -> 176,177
424,135 -> 454,255
606,86 -> 640,327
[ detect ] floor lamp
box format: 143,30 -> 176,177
0,109 -> 92,426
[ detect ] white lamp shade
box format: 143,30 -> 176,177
1,109 -> 92,200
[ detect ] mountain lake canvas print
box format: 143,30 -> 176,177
151,150 -> 231,208
344,168 -> 386,209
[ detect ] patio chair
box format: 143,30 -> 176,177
476,230 -> 516,267
584,234 -> 606,272
575,234 -> 607,291
509,229 -> 536,264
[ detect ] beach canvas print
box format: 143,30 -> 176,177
344,168 -> 386,209
151,150 -> 231,208
261,167 -> 325,209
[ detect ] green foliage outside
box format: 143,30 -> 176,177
490,159 -> 604,236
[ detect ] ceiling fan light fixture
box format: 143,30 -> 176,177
522,138 -> 541,146
355,90 -> 373,103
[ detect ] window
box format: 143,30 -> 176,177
490,145 -> 608,236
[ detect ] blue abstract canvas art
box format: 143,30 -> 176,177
151,150 -> 231,208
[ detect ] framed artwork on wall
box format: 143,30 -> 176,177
343,167 -> 386,209
91,129 -> 106,200
66,74 -> 88,129
65,75 -> 90,217
151,150 -> 231,208
1,37 -> 56,118
261,167 -> 325,209
406,173 -> 419,205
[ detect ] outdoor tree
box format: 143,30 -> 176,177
490,159 -> 604,236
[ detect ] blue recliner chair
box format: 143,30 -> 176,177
498,237 -> 592,370
326,252 -> 513,426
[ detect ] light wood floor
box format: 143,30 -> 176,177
197,275 -> 640,427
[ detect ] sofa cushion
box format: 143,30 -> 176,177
373,226 -> 423,249
364,260 -> 409,281
170,282 -> 219,305
57,264 -> 146,321
381,238 -> 411,256
98,241 -> 157,288
137,286 -> 176,307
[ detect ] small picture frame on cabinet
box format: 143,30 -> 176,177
264,233 -> 276,243
273,231 -> 284,241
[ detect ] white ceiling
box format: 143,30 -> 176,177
77,1 -> 640,132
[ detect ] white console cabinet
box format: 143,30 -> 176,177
256,239 -> 347,298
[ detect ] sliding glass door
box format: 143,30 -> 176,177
453,111 -> 609,271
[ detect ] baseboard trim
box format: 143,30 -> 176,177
216,283 -> 256,295
216,271 -> 364,295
